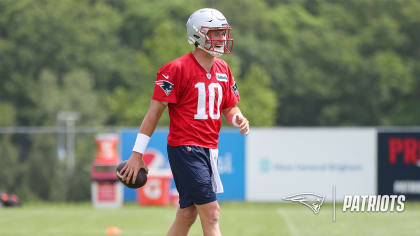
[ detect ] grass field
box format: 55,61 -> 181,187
1,201 -> 419,236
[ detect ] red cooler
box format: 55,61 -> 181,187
138,172 -> 172,206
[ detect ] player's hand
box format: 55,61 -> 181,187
236,115 -> 250,136
120,152 -> 149,185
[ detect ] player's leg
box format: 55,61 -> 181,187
166,145 -> 200,235
167,205 -> 198,236
167,145 -> 219,235
196,200 -> 221,236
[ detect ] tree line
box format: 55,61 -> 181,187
0,0 -> 419,201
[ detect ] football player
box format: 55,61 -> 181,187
121,8 -> 250,236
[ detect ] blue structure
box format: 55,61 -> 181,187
119,129 -> 245,202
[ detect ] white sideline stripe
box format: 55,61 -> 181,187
277,209 -> 299,236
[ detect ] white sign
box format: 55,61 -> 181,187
246,128 -> 377,201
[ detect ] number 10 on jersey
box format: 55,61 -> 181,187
194,82 -> 223,120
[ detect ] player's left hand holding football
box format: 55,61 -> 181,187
236,115 -> 250,136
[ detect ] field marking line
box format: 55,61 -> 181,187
277,209 -> 299,236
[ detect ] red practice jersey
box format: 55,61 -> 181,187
152,52 -> 240,149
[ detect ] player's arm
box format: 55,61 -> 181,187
222,106 -> 250,136
139,99 -> 168,136
121,99 -> 168,184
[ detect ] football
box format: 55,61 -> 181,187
116,161 -> 148,189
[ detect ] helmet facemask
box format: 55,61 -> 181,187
199,27 -> 233,57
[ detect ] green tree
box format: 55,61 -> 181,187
238,64 -> 277,126
0,136 -> 19,192
0,103 -> 16,126
29,69 -> 106,126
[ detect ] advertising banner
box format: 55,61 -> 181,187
378,131 -> 420,199
120,129 -> 245,201
246,128 -> 377,202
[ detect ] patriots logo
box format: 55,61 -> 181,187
283,193 -> 325,214
231,82 -> 239,95
156,80 -> 174,96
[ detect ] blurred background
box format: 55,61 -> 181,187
0,0 -> 420,235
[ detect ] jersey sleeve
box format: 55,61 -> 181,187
152,62 -> 180,104
222,65 -> 240,109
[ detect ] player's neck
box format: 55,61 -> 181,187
192,48 -> 214,73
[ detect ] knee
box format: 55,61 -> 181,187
177,207 -> 198,225
202,204 -> 220,225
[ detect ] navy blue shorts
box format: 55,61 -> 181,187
167,145 -> 216,208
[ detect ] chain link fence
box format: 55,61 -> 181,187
0,127 -> 125,202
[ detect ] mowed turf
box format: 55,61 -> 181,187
1,201 -> 419,236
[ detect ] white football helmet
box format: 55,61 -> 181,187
186,8 -> 233,57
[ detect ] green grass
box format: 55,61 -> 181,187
1,201 -> 419,236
